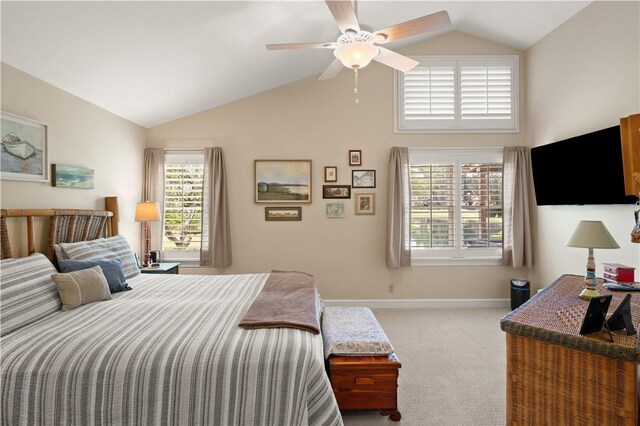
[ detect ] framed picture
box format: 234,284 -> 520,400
255,160 -> 312,203
323,185 -> 351,199
326,202 -> 345,218
352,169 -> 376,188
265,207 -> 302,221
349,150 -> 362,166
355,192 -> 375,215
1,112 -> 48,182
52,164 -> 95,189
324,166 -> 337,182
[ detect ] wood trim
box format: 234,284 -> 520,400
620,113 -> 640,196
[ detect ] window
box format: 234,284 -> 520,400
162,151 -> 204,264
409,148 -> 503,265
396,56 -> 518,132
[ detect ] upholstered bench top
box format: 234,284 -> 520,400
322,307 -> 394,359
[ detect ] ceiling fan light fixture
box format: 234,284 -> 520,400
333,42 -> 379,69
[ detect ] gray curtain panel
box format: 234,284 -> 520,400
502,146 -> 533,267
386,147 -> 411,268
142,148 -> 165,252
201,147 -> 232,267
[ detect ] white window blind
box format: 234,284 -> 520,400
162,151 -> 204,263
396,56 -> 518,133
404,65 -> 455,122
408,148 -> 503,264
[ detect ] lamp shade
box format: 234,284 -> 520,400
566,220 -> 620,249
334,42 -> 379,69
135,202 -> 160,222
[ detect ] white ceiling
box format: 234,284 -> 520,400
1,1 -> 591,128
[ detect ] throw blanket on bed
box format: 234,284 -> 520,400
1,273 -> 342,426
239,270 -> 321,334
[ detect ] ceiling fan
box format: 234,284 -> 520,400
266,0 -> 451,80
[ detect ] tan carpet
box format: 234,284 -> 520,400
340,308 -> 509,426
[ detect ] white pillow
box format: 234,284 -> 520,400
52,266 -> 112,311
55,235 -> 140,280
0,253 -> 61,336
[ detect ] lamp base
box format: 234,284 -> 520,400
579,287 -> 601,300
579,269 -> 600,299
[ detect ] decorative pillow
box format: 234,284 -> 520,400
58,258 -> 131,293
55,235 -> 140,280
0,253 -> 61,336
52,266 -> 112,311
321,307 -> 395,359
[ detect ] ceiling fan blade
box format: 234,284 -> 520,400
325,0 -> 360,34
319,59 -> 344,80
374,10 -> 451,43
267,42 -> 337,50
374,47 -> 419,73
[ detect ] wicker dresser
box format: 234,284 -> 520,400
500,274 -> 640,426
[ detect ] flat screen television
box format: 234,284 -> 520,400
531,125 -> 636,205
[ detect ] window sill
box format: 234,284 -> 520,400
411,257 -> 503,267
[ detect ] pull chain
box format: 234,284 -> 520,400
353,68 -> 359,105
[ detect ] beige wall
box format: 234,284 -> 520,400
0,63 -> 146,254
526,1 -> 640,289
148,31 -> 528,300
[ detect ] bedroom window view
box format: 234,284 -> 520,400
162,152 -> 204,263
409,148 -> 503,263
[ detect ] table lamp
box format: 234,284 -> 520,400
566,220 -> 620,299
135,202 -> 160,267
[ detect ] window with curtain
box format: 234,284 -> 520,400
396,55 -> 519,132
162,151 -> 204,264
409,148 -> 503,265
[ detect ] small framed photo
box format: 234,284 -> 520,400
1,111 -> 48,182
352,170 -> 376,188
322,185 -> 351,199
355,193 -> 375,215
324,166 -> 337,182
349,150 -> 362,166
265,206 -> 302,221
326,202 -> 345,218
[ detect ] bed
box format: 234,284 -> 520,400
0,204 -> 342,426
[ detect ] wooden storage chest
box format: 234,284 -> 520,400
328,353 -> 401,421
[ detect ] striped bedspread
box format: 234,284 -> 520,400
1,273 -> 342,426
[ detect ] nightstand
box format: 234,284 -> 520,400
140,262 -> 180,274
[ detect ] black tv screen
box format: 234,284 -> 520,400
531,125 -> 635,205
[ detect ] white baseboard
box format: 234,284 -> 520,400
324,298 -> 510,309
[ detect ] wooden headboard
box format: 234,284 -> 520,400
0,196 -> 119,261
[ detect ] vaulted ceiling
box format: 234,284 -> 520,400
1,1 -> 591,128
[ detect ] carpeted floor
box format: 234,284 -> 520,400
340,308 -> 509,426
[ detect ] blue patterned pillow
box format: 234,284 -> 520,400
58,258 -> 131,293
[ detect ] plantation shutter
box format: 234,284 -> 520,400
460,63 -> 513,122
396,56 -> 518,132
409,148 -> 503,262
403,64 -> 455,126
460,163 -> 503,249
163,152 -> 204,260
410,163 -> 455,250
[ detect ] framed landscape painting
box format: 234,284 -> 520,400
52,164 -> 95,189
1,112 -> 48,182
255,160 -> 312,203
